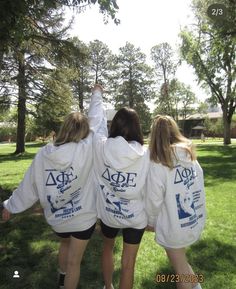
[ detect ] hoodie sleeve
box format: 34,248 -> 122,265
88,89 -> 108,136
145,164 -> 166,227
3,159 -> 39,213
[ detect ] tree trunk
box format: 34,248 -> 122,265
223,109 -> 231,145
95,64 -> 98,83
14,52 -> 27,154
78,79 -> 84,112
128,69 -> 134,108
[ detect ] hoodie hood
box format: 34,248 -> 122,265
103,136 -> 146,170
94,135 -> 149,229
173,143 -> 193,167
43,142 -> 78,171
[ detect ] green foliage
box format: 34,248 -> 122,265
0,95 -> 11,113
89,39 -> 115,88
113,42 -> 155,133
0,125 -> 16,142
0,0 -> 119,59
197,101 -> 209,114
0,0 -> 120,153
154,82 -> 175,117
175,81 -> 196,120
214,118 -> 224,135
35,68 -> 73,135
60,0 -> 120,24
180,0 -> 236,144
0,1 -> 76,153
204,117 -> 224,137
153,78 -> 196,121
204,117 -> 213,134
151,43 -> 180,118
0,108 -> 17,142
151,42 -> 178,82
69,37 -> 93,111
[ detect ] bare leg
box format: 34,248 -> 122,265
165,248 -> 199,289
58,237 -> 70,273
102,236 -> 115,289
64,236 -> 89,289
119,242 -> 140,289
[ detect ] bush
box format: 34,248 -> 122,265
0,125 -> 16,142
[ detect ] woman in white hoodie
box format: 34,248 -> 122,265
1,84 -> 105,289
93,107 -> 150,289
146,115 -> 206,289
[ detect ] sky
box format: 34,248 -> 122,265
65,0 -> 208,102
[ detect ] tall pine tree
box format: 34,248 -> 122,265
113,42 -> 155,133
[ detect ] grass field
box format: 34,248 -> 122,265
0,141 -> 236,289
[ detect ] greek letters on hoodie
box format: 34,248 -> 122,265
93,129 -> 150,229
145,144 -> 206,248
3,90 -> 104,233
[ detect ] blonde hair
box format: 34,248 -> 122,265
54,112 -> 89,146
149,115 -> 196,168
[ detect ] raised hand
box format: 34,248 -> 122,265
92,83 -> 103,93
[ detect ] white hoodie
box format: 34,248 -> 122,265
3,89 -> 104,233
93,127 -> 150,229
145,144 -> 206,248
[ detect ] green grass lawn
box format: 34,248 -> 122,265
0,141 -> 236,289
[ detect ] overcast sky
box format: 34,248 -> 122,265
65,0 -> 208,102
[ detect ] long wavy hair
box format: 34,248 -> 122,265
54,112 -> 89,146
109,107 -> 144,145
149,115 -> 196,168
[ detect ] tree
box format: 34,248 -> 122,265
0,0 -> 120,154
0,95 -> 11,114
215,118 -> 224,137
0,0 -> 119,64
35,68 -> 73,137
204,116 -> 223,138
69,38 -> 93,112
89,40 -> 115,87
153,79 -> 196,131
197,101 -> 209,115
174,81 -> 196,134
177,82 -> 196,120
113,42 -> 154,133
0,108 -> 17,142
204,117 -> 214,137
180,0 -> 236,144
0,5 -> 72,154
151,42 -> 179,117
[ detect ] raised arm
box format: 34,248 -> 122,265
88,84 -> 107,136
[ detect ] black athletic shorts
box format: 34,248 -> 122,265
100,221 -> 145,245
55,223 -> 96,240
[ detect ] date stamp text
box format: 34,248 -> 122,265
155,274 -> 204,283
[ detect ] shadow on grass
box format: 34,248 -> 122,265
0,142 -> 44,162
0,214 -> 121,289
1,213 -> 236,289
196,144 -> 236,154
196,145 -> 236,186
0,213 -> 58,289
0,152 -> 38,162
141,238 -> 236,289
25,143 -> 46,149
0,187 -> 12,202
78,230 -> 121,289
